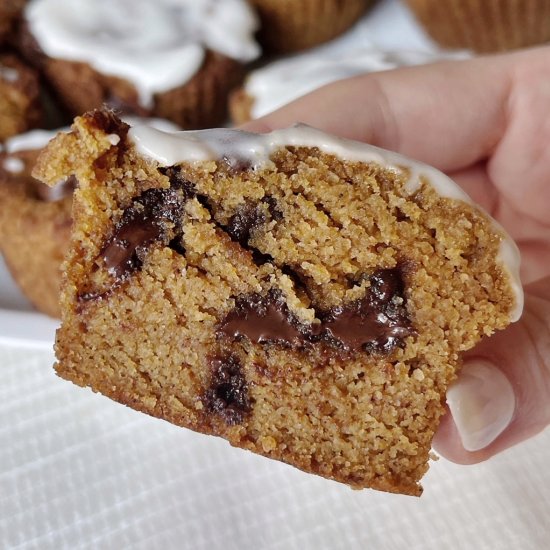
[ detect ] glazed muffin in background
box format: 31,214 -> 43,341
249,0 -> 372,53
0,52 -> 42,141
405,0 -> 550,53
33,110 -> 522,495
0,117 -> 180,318
231,49 -> 465,123
19,0 -> 260,129
0,0 -> 26,45
0,128 -> 71,318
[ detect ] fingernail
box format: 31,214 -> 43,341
447,359 -> 515,452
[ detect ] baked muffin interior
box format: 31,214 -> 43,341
33,111 -> 521,496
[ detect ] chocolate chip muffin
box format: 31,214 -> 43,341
34,110 -> 523,496
0,128 -> 72,317
0,52 -> 42,141
20,0 -> 260,129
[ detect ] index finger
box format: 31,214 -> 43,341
241,48 -> 546,173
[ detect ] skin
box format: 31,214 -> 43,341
241,46 -> 550,464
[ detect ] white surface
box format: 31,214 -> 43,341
1,3 -> 547,548
1,346 -> 549,549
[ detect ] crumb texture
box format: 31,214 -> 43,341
34,111 -> 516,496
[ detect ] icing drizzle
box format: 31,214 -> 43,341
128,123 -> 524,322
26,0 -> 260,107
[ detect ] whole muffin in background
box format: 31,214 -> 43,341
0,128 -> 72,318
405,0 -> 550,53
0,53 -> 42,141
249,0 -> 373,53
19,0 -> 260,129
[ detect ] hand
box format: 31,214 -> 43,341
241,46 -> 550,464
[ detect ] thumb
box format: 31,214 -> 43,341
433,276 -> 550,464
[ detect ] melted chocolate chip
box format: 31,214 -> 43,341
263,196 -> 283,222
203,355 -> 251,425
101,187 -> 184,279
219,291 -> 303,345
225,204 -> 266,245
159,166 -> 197,199
218,268 -> 414,354
103,217 -> 162,278
321,269 -> 413,353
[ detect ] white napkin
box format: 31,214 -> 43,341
1,345 -> 549,550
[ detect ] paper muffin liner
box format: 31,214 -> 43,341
405,0 -> 550,52
250,0 -> 372,54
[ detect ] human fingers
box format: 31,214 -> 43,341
242,47 -> 549,174
433,276 -> 550,464
450,165 -> 550,283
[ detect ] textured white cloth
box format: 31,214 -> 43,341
1,345 -> 549,550
1,1 -> 549,548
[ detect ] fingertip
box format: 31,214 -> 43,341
432,407 -> 492,465
433,359 -> 517,464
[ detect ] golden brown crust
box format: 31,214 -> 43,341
249,0 -> 371,53
33,111 -> 516,496
405,0 -> 550,52
0,148 -> 71,318
0,53 -> 42,141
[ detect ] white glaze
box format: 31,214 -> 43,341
0,65 -> 19,83
26,0 -> 260,108
246,49 -> 466,118
4,128 -> 66,154
2,157 -> 25,173
2,117 -> 180,156
129,123 -> 524,321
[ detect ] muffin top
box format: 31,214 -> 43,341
25,0 -> 261,107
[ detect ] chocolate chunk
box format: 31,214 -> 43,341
219,291 -> 303,345
225,203 -> 266,245
263,196 -> 283,222
159,166 -> 197,199
168,236 -> 186,256
101,187 -> 184,279
203,355 -> 251,425
218,268 -> 414,354
103,217 -> 162,279
320,269 -> 414,353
